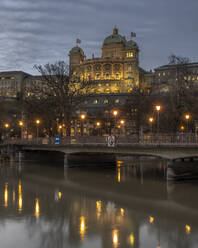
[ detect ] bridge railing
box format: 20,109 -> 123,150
2,133 -> 198,146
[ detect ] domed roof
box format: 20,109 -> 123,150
103,27 -> 126,46
69,46 -> 84,55
126,40 -> 138,49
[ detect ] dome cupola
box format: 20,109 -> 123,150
103,26 -> 126,46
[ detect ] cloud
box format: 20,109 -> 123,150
0,0 -> 197,73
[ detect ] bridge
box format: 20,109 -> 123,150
2,135 -> 198,164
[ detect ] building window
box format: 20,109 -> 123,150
116,73 -> 120,79
104,88 -> 110,93
104,99 -> 109,104
95,73 -> 100,80
115,99 -> 120,103
93,99 -> 98,104
126,52 -> 133,58
96,89 -> 101,94
105,73 -> 110,79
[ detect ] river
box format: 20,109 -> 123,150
0,153 -> 198,248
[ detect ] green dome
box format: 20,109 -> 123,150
69,46 -> 84,55
103,34 -> 126,46
103,26 -> 126,46
126,40 -> 138,49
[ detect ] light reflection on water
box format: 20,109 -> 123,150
0,157 -> 197,248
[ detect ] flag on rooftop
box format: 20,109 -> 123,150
131,32 -> 136,38
76,38 -> 81,44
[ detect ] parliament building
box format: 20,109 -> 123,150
69,26 -> 146,95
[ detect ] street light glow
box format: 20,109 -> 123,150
96,122 -> 101,126
80,114 -> 86,120
149,117 -> 154,123
113,110 -> 118,116
19,121 -> 23,126
155,105 -> 161,111
36,119 -> 40,124
185,114 -> 190,120
120,120 -> 125,125
4,123 -> 10,128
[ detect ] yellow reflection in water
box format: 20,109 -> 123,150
35,198 -> 40,218
185,225 -> 191,235
4,183 -> 8,207
129,233 -> 134,246
117,168 -> 121,183
112,229 -> 119,248
80,216 -> 86,239
58,192 -> 62,199
149,216 -> 154,223
96,201 -> 102,218
120,208 -> 124,216
18,181 -> 22,212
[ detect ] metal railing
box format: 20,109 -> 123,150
2,133 -> 198,146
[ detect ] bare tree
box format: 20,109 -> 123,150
24,61 -> 91,136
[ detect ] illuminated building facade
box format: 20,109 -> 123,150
69,27 -> 141,94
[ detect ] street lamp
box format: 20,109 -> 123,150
113,110 -> 118,135
185,114 -> 190,132
35,119 -> 40,140
155,105 -> 161,134
58,125 -> 63,137
120,120 -> 125,135
149,117 -> 154,133
80,114 -> 86,136
4,123 -> 10,140
96,121 -> 101,136
19,121 -> 24,139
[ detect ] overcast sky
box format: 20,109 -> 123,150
0,0 -> 198,74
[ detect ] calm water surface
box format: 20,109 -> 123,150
0,155 -> 198,248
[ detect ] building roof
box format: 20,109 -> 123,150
125,40 -> 138,49
69,46 -> 84,56
155,62 -> 198,70
103,26 -> 126,46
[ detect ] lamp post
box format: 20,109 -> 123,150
80,114 -> 86,136
96,121 -> 101,136
19,121 -> 24,139
155,105 -> 161,134
120,119 -> 125,135
149,117 -> 154,133
113,110 -> 118,135
185,114 -> 190,133
4,123 -> 10,140
35,119 -> 40,140
58,125 -> 63,137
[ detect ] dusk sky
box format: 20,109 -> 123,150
0,0 -> 198,74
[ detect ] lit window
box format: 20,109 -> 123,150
104,88 -> 110,93
96,89 -> 101,94
105,74 -> 110,79
104,99 -> 109,104
96,73 -> 100,80
115,99 -> 120,103
126,52 -> 133,58
163,72 -> 166,76
116,73 -> 120,79
93,99 -> 98,104
158,73 -> 160,77
128,88 -> 133,93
